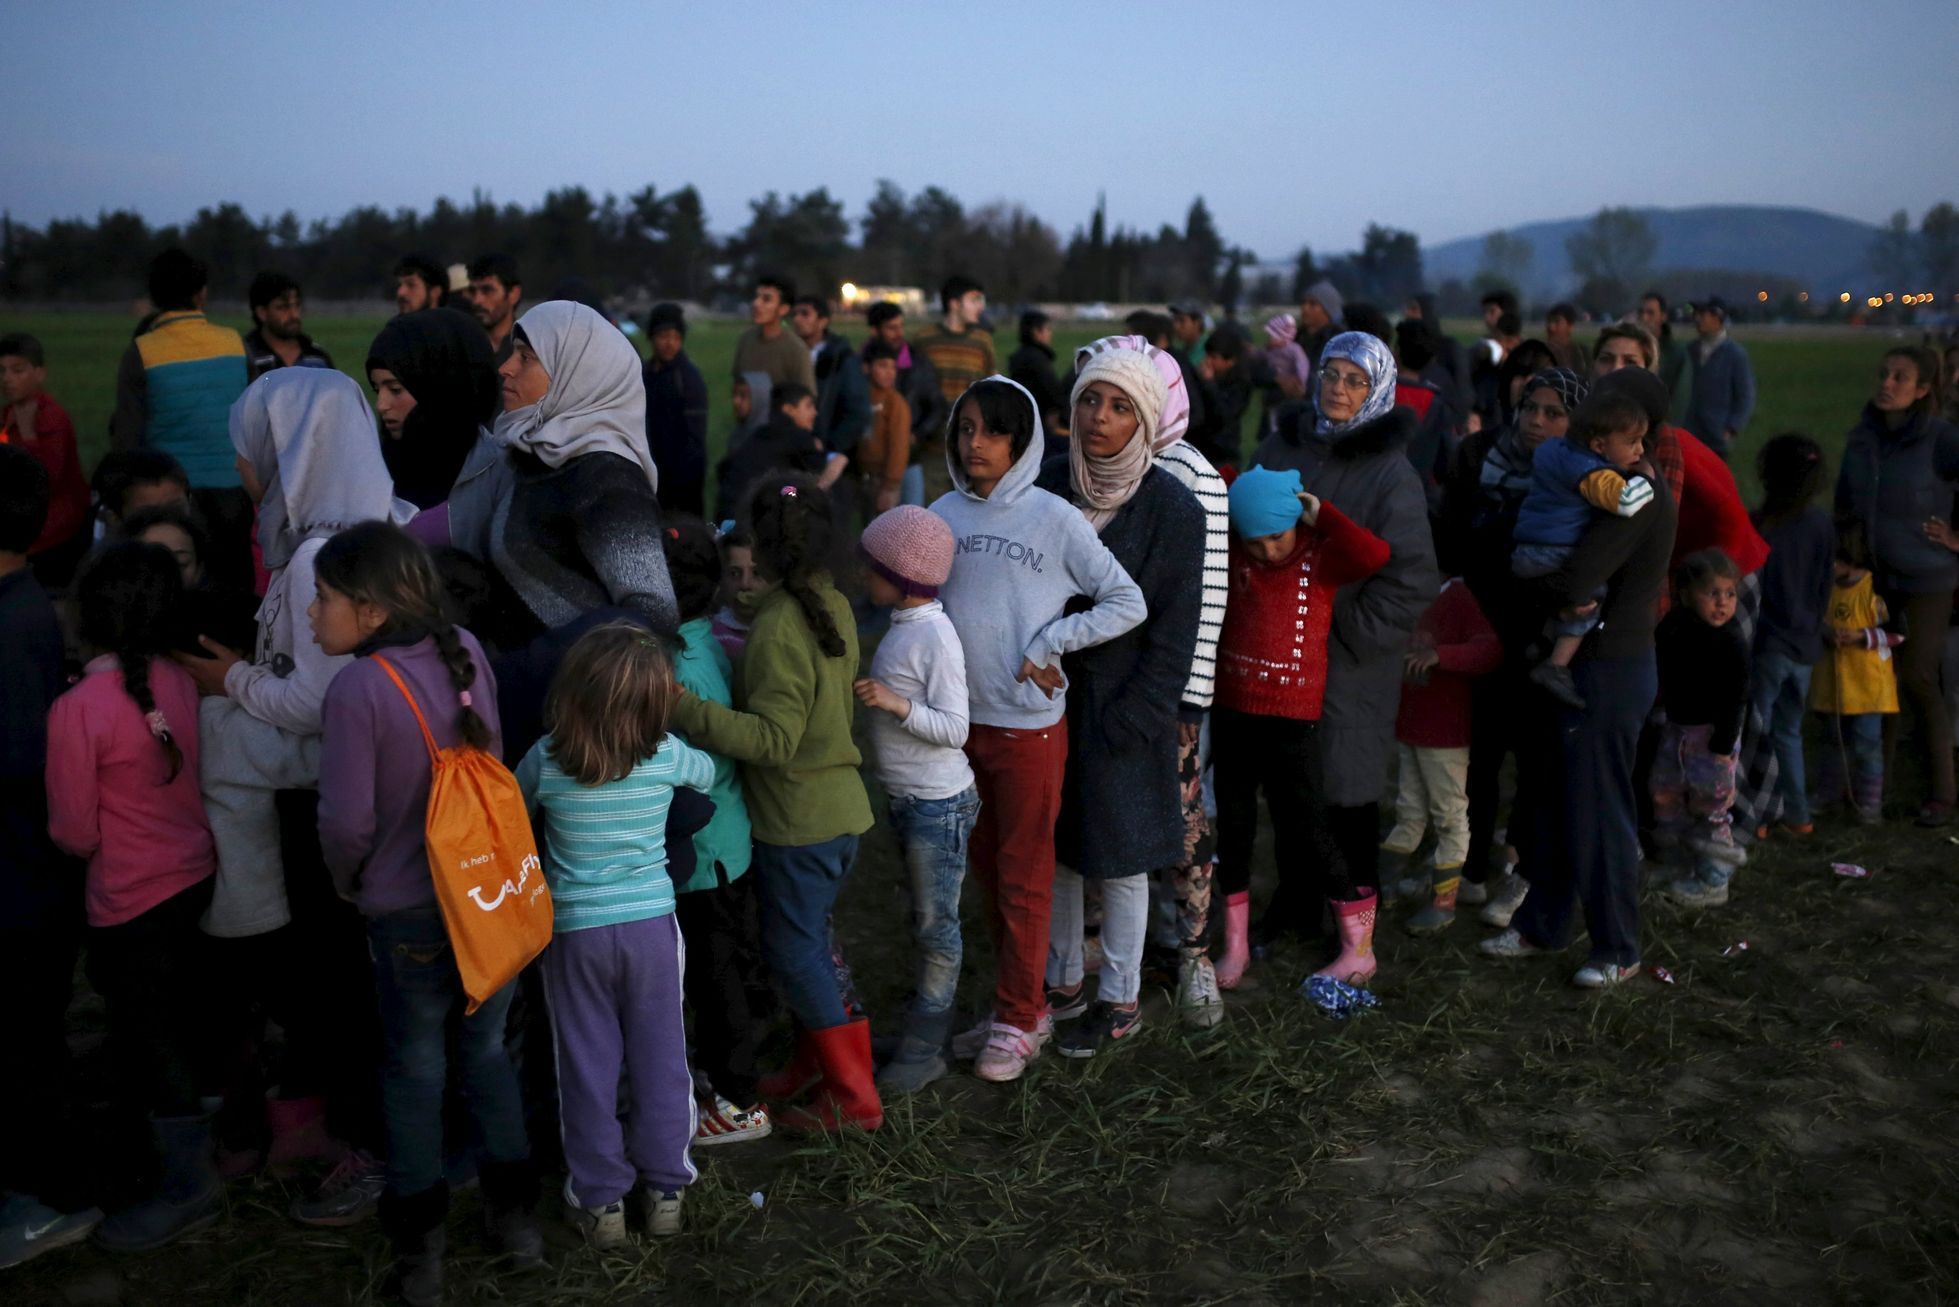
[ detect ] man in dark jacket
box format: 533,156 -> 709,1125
1009,310 -> 1066,436
244,271 -> 335,380
641,302 -> 709,516
1675,297 -> 1756,457
790,296 -> 870,457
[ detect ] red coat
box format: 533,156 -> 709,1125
1394,578 -> 1502,749
1,392 -> 88,555
1215,502 -> 1391,721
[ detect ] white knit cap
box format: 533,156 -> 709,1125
1069,345 -> 1168,451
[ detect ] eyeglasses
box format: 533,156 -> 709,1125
1320,369 -> 1372,393
1518,401 -> 1567,419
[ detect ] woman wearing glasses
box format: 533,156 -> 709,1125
1248,332 -> 1440,956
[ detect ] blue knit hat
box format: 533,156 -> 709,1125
1228,465 -> 1305,539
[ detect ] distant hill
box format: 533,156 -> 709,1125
1424,205 -> 1883,301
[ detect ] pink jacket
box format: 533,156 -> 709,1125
47,656 -> 215,927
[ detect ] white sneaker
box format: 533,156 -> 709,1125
562,1178 -> 627,1250
950,1013 -> 996,1061
1663,876 -> 1730,908
1572,960 -> 1641,988
642,1187 -> 684,1238
973,1022 -> 1043,1082
1175,955 -> 1225,1029
1477,928 -> 1543,959
1479,873 -> 1529,928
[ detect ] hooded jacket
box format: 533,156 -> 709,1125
366,309 -> 499,509
930,377 -> 1146,731
812,330 -> 870,455
1837,404 -> 1959,595
1253,406 -> 1441,805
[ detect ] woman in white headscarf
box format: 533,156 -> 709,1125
1249,330 -> 1440,960
447,300 -> 677,644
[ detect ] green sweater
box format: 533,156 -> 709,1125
671,580 -> 872,846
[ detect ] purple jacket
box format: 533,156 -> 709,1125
318,630 -> 502,917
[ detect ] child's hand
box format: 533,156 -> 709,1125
852,677 -> 909,718
876,484 -> 900,515
1017,658 -> 1066,699
172,636 -> 243,697
1924,517 -> 1959,552
1403,647 -> 1440,683
1296,491 -> 1321,526
1831,628 -> 1860,647
1558,600 -> 1599,623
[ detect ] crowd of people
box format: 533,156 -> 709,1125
4,244 -> 1959,1303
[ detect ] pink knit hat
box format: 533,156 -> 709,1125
1265,313 -> 1298,346
860,505 -> 955,598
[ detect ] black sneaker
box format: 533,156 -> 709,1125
1045,980 -> 1088,1022
1055,1001 -> 1141,1058
1529,660 -> 1586,709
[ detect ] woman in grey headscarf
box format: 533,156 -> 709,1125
448,300 -> 678,641
1250,331 -> 1440,952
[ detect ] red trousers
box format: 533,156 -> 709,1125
965,719 -> 1068,1032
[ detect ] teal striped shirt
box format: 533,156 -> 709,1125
515,733 -> 717,933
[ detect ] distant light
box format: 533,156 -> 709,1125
1840,292 -> 1852,303
840,282 -> 859,302
1756,290 -> 1769,302
1868,297 -> 1883,308
1885,292 -> 1895,303
1798,292 -> 1809,302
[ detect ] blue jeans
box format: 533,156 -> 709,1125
1814,713 -> 1885,813
1752,651 -> 1814,826
367,909 -> 528,1199
886,787 -> 981,1028
754,835 -> 861,1030
899,464 -> 925,507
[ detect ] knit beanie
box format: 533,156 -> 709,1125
646,301 -> 686,336
1073,334 -> 1186,449
1228,465 -> 1306,540
1304,279 -> 1345,324
1264,313 -> 1298,346
1070,345 -> 1169,451
859,505 -> 954,598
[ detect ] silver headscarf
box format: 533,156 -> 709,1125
492,300 -> 657,488
1312,331 -> 1399,437
229,369 -> 415,569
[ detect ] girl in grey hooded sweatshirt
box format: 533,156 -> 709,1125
930,377 -> 1145,1082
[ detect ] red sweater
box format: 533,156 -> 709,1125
1394,578 -> 1502,748
1216,502 -> 1391,721
1,393 -> 88,555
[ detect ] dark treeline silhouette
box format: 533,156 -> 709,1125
0,182 -> 1432,311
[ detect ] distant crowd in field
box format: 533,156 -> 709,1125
5,243 -> 1959,1303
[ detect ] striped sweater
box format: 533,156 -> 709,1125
1154,441 -> 1229,709
516,733 -> 717,932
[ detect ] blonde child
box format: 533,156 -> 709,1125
1810,518 -> 1902,824
516,624 -> 716,1247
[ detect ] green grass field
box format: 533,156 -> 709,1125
9,308 -> 1956,1305
3,308 -> 1893,504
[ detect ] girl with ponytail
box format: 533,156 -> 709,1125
48,540 -> 223,1249
671,474 -> 881,1134
309,520 -> 541,1293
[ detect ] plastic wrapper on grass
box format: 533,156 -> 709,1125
1830,862 -> 1872,879
1299,975 -> 1380,1020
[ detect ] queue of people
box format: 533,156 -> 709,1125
4,247 -> 1958,1305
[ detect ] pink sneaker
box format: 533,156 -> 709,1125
973,1022 -> 1043,1082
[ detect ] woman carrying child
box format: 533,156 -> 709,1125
312,521 -> 540,1304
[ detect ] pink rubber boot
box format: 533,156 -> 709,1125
1313,890 -> 1379,985
1215,892 -> 1251,990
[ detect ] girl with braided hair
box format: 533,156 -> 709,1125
308,519 -> 539,1302
47,541 -> 220,1251
671,474 -> 880,1134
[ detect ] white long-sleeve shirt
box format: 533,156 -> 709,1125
863,600 -> 975,801
222,537 -> 347,737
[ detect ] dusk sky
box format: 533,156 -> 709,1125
9,0 -> 1956,261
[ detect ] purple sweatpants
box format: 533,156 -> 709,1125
541,913 -> 698,1206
